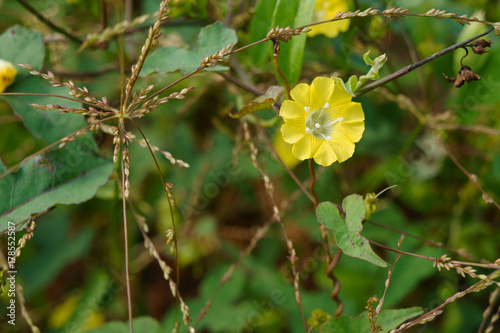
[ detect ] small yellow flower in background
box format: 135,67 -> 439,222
280,77 -> 364,166
307,0 -> 350,38
48,294 -> 104,330
273,130 -> 301,169
0,59 -> 17,93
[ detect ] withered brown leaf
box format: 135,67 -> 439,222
443,65 -> 481,88
471,39 -> 492,55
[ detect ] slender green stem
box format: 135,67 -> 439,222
273,45 -> 292,100
308,159 -> 319,208
129,118 -> 180,283
119,120 -> 134,333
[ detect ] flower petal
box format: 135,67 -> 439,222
329,129 -> 356,162
337,121 -> 364,143
328,83 -> 354,107
310,77 -> 334,110
330,102 -> 364,123
290,83 -> 310,107
292,135 -> 322,160
313,141 -> 337,166
280,100 -> 306,119
281,118 -> 306,144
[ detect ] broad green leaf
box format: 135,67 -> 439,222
0,149 -> 113,232
141,21 -> 237,75
229,86 -> 284,118
316,195 -> 388,268
86,316 -> 162,333
0,76 -> 113,233
0,26 -> 45,78
271,0 -> 315,86
249,0 -> 279,66
320,307 -> 423,333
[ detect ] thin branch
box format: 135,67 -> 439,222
0,92 -> 108,110
365,219 -> 476,261
218,72 -> 263,96
434,137 -> 500,210
355,27 -> 494,97
16,0 -> 83,43
256,124 -> 315,203
478,288 -> 500,333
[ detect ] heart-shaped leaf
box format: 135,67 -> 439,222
141,21 -> 237,75
316,194 -> 388,268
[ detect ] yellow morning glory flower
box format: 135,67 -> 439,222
0,59 -> 17,93
308,0 -> 350,38
280,77 -> 364,166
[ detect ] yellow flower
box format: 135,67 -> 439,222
280,77 -> 364,166
308,0 -> 350,38
0,59 -> 17,93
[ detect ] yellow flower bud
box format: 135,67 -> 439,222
0,59 -> 17,93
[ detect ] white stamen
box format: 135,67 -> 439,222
331,117 -> 344,125
326,136 -> 331,141
304,106 -> 310,112
305,127 -> 311,133
315,123 -> 320,128
323,102 -> 329,109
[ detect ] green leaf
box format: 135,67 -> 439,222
320,307 -> 423,333
229,85 -> 284,118
0,25 -> 45,78
271,0 -> 315,86
141,21 -> 237,75
0,150 -> 114,232
86,316 -> 162,333
316,195 -> 388,268
248,0 -> 279,66
0,76 -> 113,233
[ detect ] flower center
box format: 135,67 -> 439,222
304,103 -> 343,142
